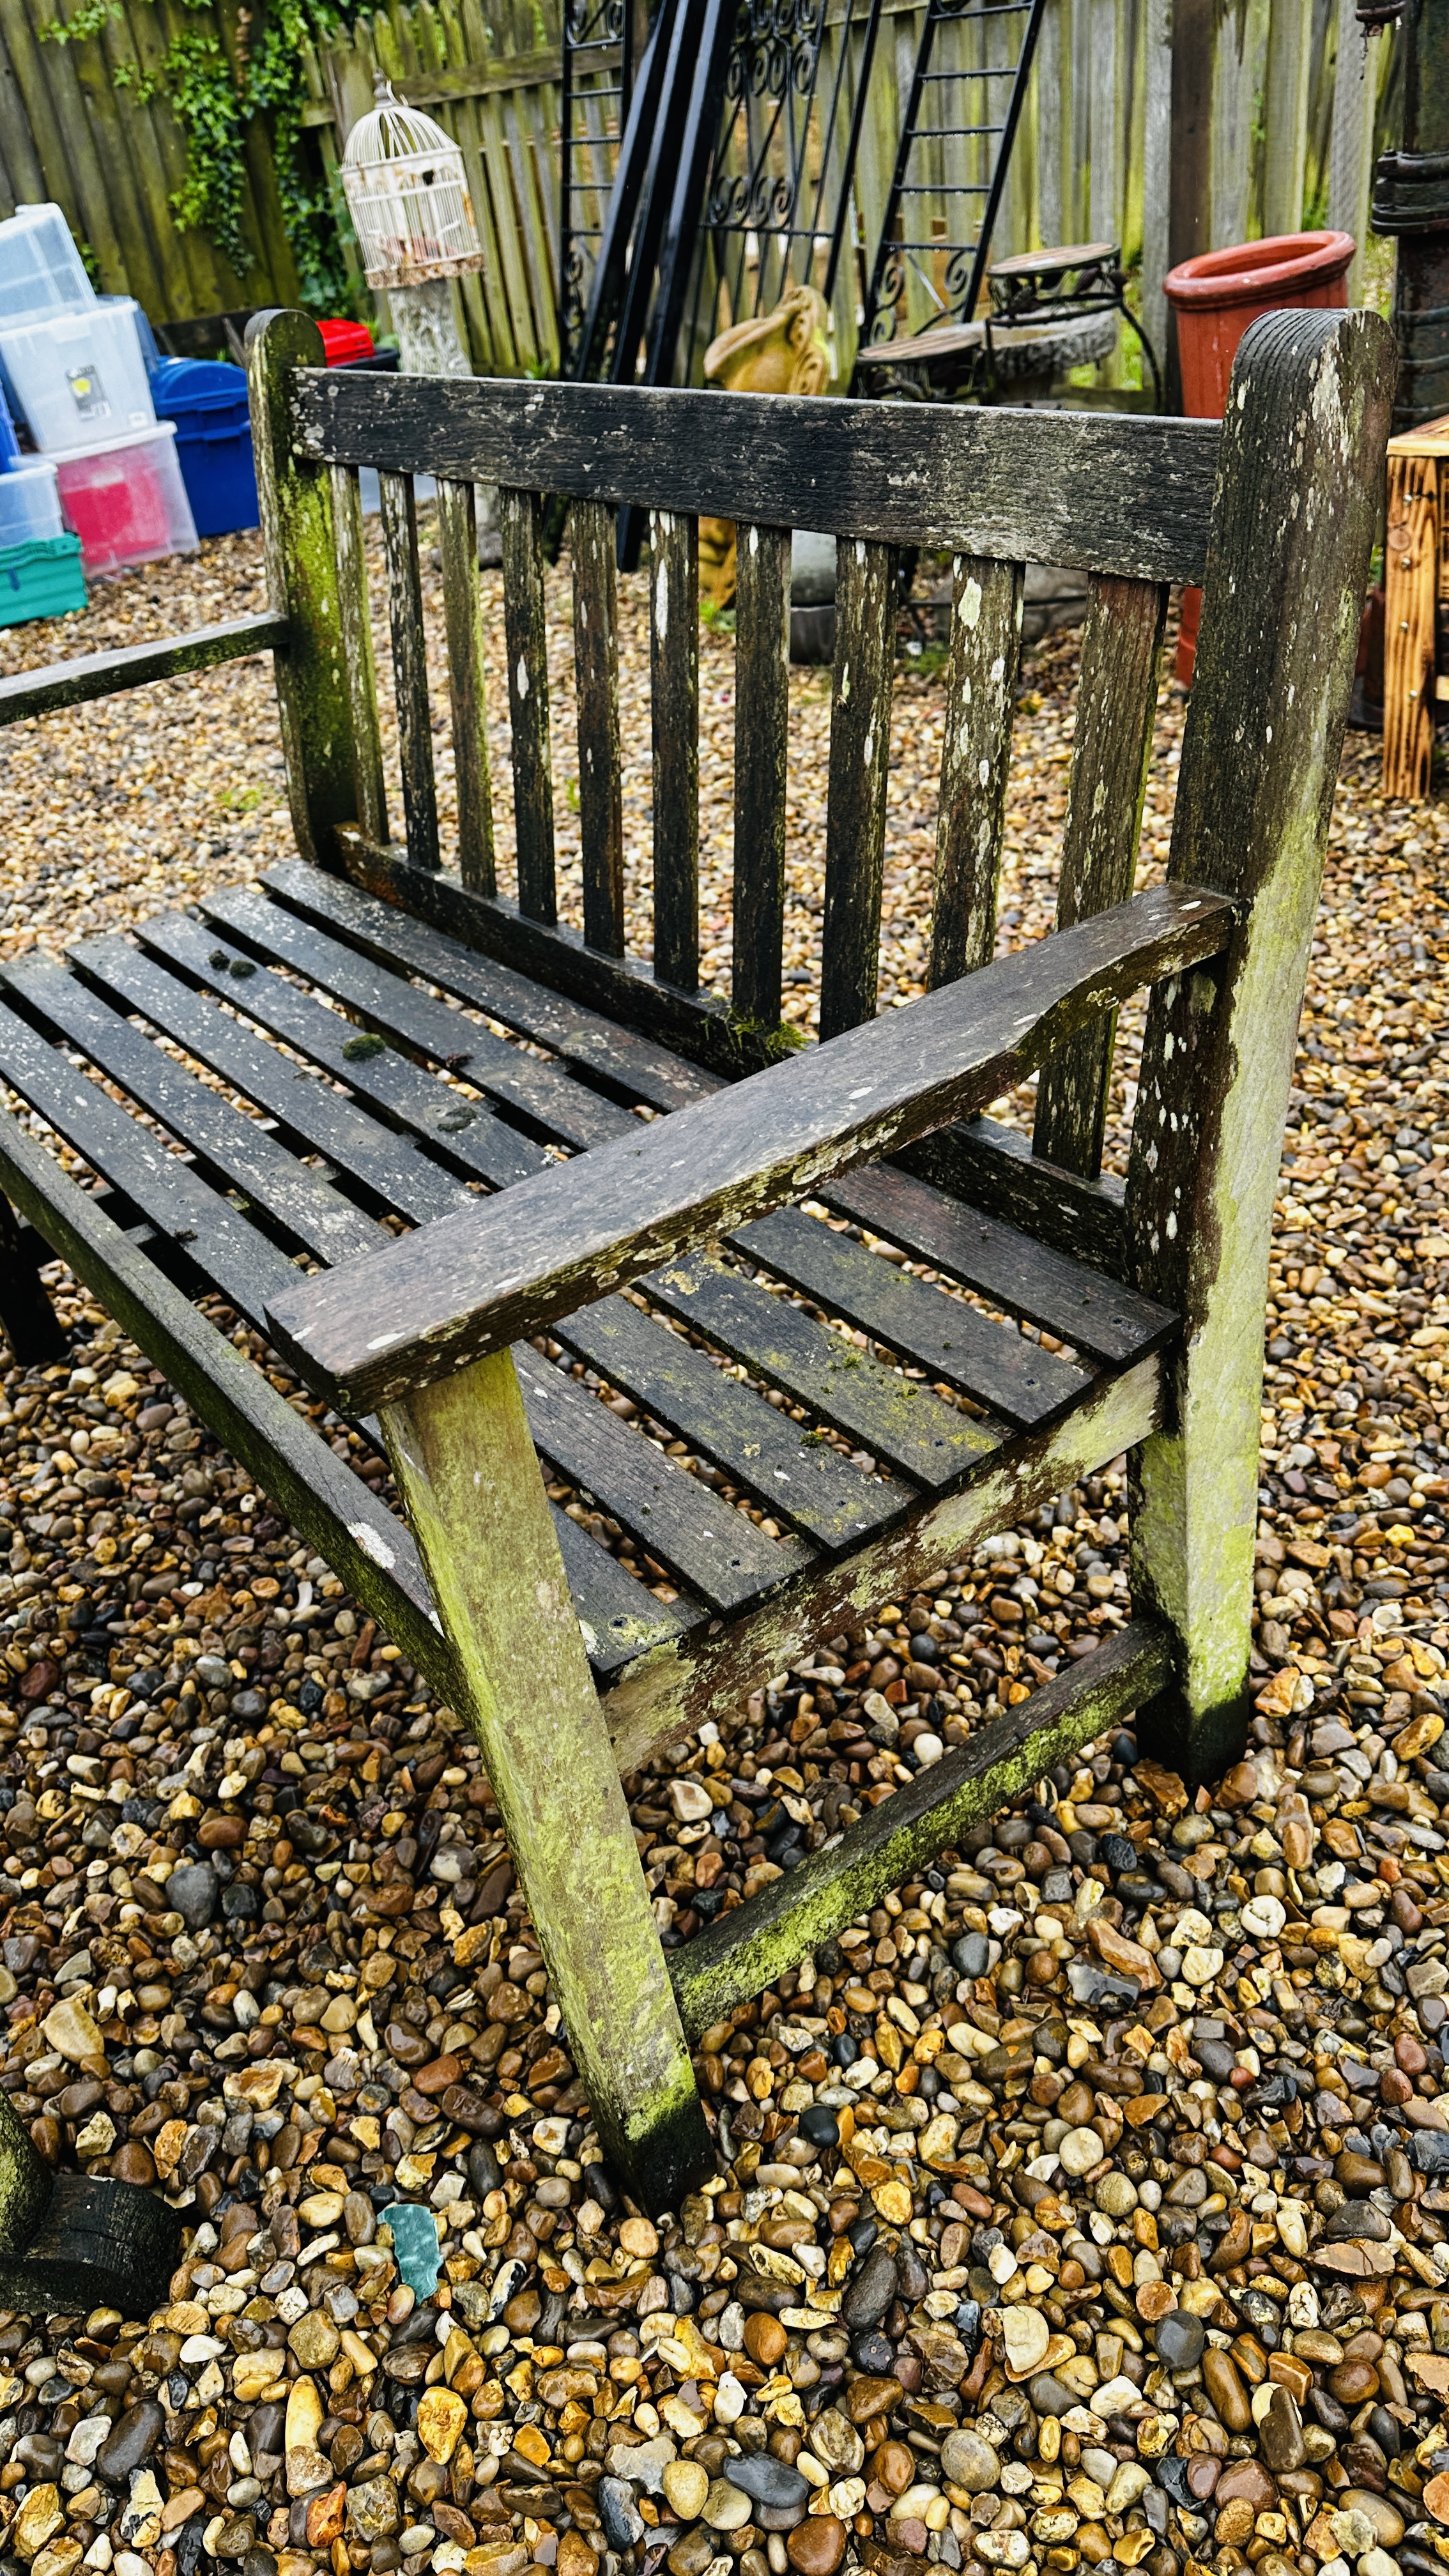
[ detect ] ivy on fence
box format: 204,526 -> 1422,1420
40,0 -> 362,303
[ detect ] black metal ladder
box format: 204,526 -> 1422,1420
854,0 -> 1047,378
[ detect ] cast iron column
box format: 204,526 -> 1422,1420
1374,0 -> 1449,431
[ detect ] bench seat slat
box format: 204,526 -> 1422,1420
0,994 -> 305,1327
202,887 -> 634,1153
548,1505 -> 702,1675
735,1206 -> 1091,1429
0,977 -> 714,1680
824,1162 -> 1175,1367
70,936 -> 473,1230
0,1025 -> 678,1684
900,1114 -> 1126,1272
334,838 -> 769,1079
510,1344 -> 813,1613
134,912 -> 546,1190
643,1254 -> 998,1487
552,1293 -> 908,1549
261,861 -> 719,1115
2,956 -> 384,1268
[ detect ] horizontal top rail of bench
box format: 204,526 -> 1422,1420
293,374 -> 1223,583
0,614 -> 288,728
267,882 -> 1233,1414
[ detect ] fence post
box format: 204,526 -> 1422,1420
1262,0 -> 1312,237
1140,0 -> 1171,381
1328,0 -> 1378,299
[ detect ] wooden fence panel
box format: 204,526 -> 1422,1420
0,0 -> 1378,367
0,0 -> 298,320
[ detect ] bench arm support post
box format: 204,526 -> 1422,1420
1124,305 -> 1394,1786
247,311 -> 363,872
379,1350 -> 714,2208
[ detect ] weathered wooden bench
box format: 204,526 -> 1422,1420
0,305 -> 1390,2244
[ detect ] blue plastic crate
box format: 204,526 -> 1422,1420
151,356 -> 257,538
0,530 -> 85,625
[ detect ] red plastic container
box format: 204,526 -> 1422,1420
318,318 -> 376,366
52,422 -> 197,575
1165,230 -> 1355,681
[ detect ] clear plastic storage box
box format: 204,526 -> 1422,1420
0,204 -> 95,330
0,298 -> 154,452
52,422 -> 197,574
0,461 -> 63,546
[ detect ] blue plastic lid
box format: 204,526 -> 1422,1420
151,356 -> 248,414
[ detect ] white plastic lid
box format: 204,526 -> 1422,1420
46,418 -> 179,464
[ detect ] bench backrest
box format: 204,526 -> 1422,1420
248,308 -> 1388,1300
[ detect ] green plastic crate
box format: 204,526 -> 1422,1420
0,530 -> 85,627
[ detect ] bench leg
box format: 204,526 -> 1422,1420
0,1198 -> 67,1368
1128,1420 -> 1254,1791
0,2076 -> 180,2313
380,1349 -> 713,2211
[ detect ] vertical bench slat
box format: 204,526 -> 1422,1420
329,463 -> 388,852
436,477 -> 496,898
929,555 -> 1023,988
649,509 -> 700,993
1032,574 -> 1167,1177
378,470 -> 441,875
572,496 -> 626,958
820,536 -> 898,1039
502,487 -> 558,926
732,521 -> 792,1031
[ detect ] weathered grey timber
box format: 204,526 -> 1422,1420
930,556 -> 1024,991
1125,307 -> 1392,1784
295,370 -> 1223,579
0,305 -> 1391,2224
267,885 -> 1233,1412
0,614 -> 286,729
1032,574 -> 1167,1175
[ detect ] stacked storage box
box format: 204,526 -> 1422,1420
0,204 -> 195,579
151,357 -> 257,536
0,445 -> 84,624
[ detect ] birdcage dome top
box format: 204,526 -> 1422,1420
341,75 -> 486,288
344,78 -> 459,173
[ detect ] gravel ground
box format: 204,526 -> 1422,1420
0,534 -> 1443,2576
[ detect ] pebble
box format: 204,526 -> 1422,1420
0,579 -> 1442,2576
786,2517 -> 847,2574
1000,2304 -> 1050,2376
701,2480 -> 753,2534
840,2241 -> 897,2327
661,2460 -> 710,2520
939,2428 -> 1000,2492
95,2402 -> 164,2485
1154,2310 -> 1206,2370
164,1860 -> 217,1928
724,2453 -> 810,2511
1202,2348 -> 1253,2434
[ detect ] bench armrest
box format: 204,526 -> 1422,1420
266,883 -> 1232,1414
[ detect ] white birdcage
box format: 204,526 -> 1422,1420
342,78 -> 486,290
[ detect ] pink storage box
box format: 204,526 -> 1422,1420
52,419 -> 197,574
